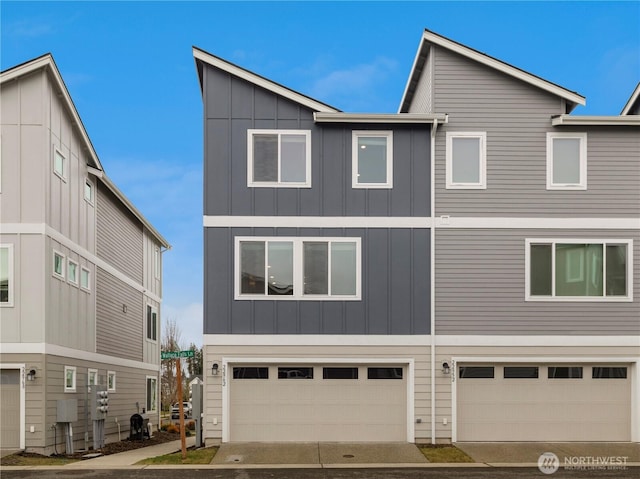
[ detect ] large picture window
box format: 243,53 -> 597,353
546,132 -> 587,190
352,131 -> 393,188
236,237 -> 361,300
247,130 -> 311,187
526,239 -> 631,301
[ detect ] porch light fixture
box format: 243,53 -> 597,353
27,369 -> 37,381
442,361 -> 451,375
212,363 -> 219,376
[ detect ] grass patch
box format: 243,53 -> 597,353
419,445 -> 475,463
0,453 -> 79,466
136,446 -> 218,465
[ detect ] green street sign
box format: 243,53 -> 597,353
161,350 -> 195,359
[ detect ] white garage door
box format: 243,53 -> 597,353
229,364 -> 407,442
457,364 -> 631,441
1,369 -> 21,449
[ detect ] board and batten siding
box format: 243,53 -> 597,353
430,46 -> 640,218
96,267 -> 143,361
204,227 -> 430,335
435,228 -> 640,335
203,65 -> 431,218
96,183 -> 143,284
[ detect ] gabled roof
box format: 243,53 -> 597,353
192,46 -> 340,113
399,29 -> 586,113
621,82 -> 640,115
1,54 -> 170,249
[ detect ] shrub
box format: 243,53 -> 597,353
187,420 -> 195,431
165,424 -> 179,434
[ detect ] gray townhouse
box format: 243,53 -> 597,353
0,54 -> 170,454
195,29 -> 639,445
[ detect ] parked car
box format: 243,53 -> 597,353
171,401 -> 192,419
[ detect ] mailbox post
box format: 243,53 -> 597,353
161,350 -> 194,459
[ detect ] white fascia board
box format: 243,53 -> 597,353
421,30 -> 586,108
1,54 -> 104,172
552,115 -> 640,126
87,166 -> 103,178
621,82 -> 640,115
193,47 -> 339,114
314,112 -> 448,124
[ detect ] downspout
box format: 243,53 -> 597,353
430,118 -> 438,445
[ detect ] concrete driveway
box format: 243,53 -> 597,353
456,442 -> 640,465
211,442 -> 430,465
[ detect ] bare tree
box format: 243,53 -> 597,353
161,318 -> 184,411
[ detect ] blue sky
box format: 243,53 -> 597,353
2,1 -> 639,348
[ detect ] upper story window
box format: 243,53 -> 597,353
526,239 -> 632,301
54,149 -> 67,180
53,251 -> 65,280
546,132 -> 587,190
64,366 -> 76,392
154,248 -> 160,279
446,132 -> 486,189
67,259 -> 79,286
352,131 -> 393,188
80,266 -> 91,291
247,130 -> 311,187
84,179 -> 94,204
146,304 -> 158,341
0,244 -> 14,306
236,237 -> 361,300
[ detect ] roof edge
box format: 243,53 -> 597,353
193,46 -> 341,113
551,115 -> 640,126
621,82 -> 640,115
315,112 -> 448,124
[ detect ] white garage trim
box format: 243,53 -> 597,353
0,364 -> 26,450
221,357 -> 415,443
450,357 -> 639,442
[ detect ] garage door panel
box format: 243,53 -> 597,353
457,363 -> 631,442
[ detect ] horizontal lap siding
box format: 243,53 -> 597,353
96,268 -> 143,360
435,229 -> 640,335
432,47 -> 640,217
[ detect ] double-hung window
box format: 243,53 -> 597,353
352,131 -> 393,188
546,132 -> 587,190
0,244 -> 13,306
236,237 -> 361,300
446,132 -> 486,189
247,130 -> 311,187
526,239 -> 632,301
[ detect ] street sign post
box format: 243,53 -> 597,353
161,350 -> 194,459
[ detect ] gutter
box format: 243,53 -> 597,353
551,115 -> 640,126
314,112 -> 448,124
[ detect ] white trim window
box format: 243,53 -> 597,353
446,132 -> 487,189
0,244 -> 14,306
67,259 -> 79,286
53,251 -> 65,280
546,132 -> 587,190
146,376 -> 158,413
64,366 -> 76,392
236,237 -> 361,300
88,368 -> 98,386
84,178 -> 94,204
247,129 -> 311,187
526,239 -> 632,301
107,371 -> 116,392
54,148 -> 66,180
352,131 -> 393,188
146,304 -> 158,342
80,266 -> 91,291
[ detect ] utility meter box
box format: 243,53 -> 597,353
56,399 -> 78,423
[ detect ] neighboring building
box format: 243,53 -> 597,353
194,29 -> 639,445
0,54 -> 170,454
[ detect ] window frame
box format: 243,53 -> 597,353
146,304 -> 158,342
146,376 -> 158,413
67,258 -> 79,286
247,129 -> 312,188
53,148 -> 67,180
84,178 -> 94,205
234,236 -> 362,301
525,238 -> 633,302
88,368 -> 98,386
546,132 -> 587,190
80,266 -> 91,291
445,131 -> 487,189
53,250 -> 65,280
107,371 -> 116,392
352,130 -> 393,189
0,244 -> 14,307
64,366 -> 76,392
